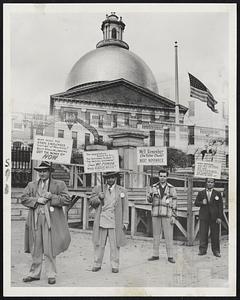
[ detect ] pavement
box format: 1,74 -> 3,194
11,220 -> 228,288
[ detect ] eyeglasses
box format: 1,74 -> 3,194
39,170 -> 49,173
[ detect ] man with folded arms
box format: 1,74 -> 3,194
195,177 -> 223,257
89,172 -> 128,273
21,161 -> 71,285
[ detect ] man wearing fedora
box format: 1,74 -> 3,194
195,177 -> 223,257
89,171 -> 128,273
21,161 -> 71,284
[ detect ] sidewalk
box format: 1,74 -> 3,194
11,220 -> 228,287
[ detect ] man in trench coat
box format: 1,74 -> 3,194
195,177 -> 223,257
89,172 -> 129,273
21,161 -> 71,284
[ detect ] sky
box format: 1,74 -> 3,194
6,4 -> 234,125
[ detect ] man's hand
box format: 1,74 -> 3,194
37,197 -> 49,205
170,216 -> 175,225
202,199 -> 207,205
98,192 -> 105,200
123,224 -> 128,231
42,191 -> 52,200
216,218 -> 222,224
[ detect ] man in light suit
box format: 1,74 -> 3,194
147,169 -> 177,263
195,177 -> 223,257
21,161 -> 71,284
89,172 -> 128,273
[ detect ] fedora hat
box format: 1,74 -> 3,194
102,171 -> 119,178
34,161 -> 54,172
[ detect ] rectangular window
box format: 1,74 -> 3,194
124,113 -> 130,126
137,113 -> 142,124
72,131 -> 77,149
85,111 -> 90,124
226,154 -> 229,168
36,127 -> 44,136
14,122 -> 23,129
150,113 -> 155,123
164,128 -> 170,147
98,115 -> 103,128
188,126 -> 195,145
225,125 -> 229,146
98,135 -> 103,143
149,130 -> 155,146
85,133 -> 90,146
188,101 -> 195,117
164,110 -> 170,121
113,114 -> 118,128
58,129 -> 64,138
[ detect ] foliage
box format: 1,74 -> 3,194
167,147 -> 189,171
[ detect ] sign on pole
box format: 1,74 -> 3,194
32,135 -> 73,164
137,146 -> 167,165
83,150 -> 119,174
194,161 -> 222,179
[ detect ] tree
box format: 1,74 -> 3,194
167,147 -> 189,172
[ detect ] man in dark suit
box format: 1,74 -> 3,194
195,177 -> 223,257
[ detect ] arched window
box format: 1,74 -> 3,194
112,28 -> 117,39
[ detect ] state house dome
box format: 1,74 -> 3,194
65,12 -> 159,93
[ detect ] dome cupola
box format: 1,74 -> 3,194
96,12 -> 129,50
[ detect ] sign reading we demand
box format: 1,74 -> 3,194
83,150 -> 119,174
32,135 -> 73,164
194,161 -> 222,179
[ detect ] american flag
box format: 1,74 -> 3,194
188,73 -> 218,113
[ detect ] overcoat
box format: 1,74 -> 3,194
21,178 -> 71,257
89,184 -> 129,248
195,188 -> 223,221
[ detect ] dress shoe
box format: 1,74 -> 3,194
48,278 -> 56,285
112,268 -> 119,273
92,266 -> 101,272
198,252 -> 207,256
168,257 -> 175,264
22,276 -> 40,283
213,252 -> 221,257
148,256 -> 159,261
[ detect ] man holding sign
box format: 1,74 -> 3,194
147,169 -> 177,264
89,172 -> 128,273
195,178 -> 223,257
21,161 -> 71,285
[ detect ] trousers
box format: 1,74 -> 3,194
152,216 -> 174,258
199,219 -> 220,253
93,227 -> 120,269
28,212 -> 57,279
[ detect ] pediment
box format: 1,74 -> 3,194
51,79 -> 187,112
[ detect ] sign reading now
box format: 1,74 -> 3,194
83,150 -> 119,174
194,161 -> 222,179
32,135 -> 73,164
137,146 -> 167,166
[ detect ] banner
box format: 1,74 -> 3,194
32,135 -> 73,164
83,150 -> 119,173
137,146 -> 167,165
194,161 -> 222,179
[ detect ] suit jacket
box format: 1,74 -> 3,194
195,188 -> 223,221
21,178 -> 71,257
147,182 -> 177,217
89,184 -> 129,247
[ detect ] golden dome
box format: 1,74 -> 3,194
65,45 -> 159,93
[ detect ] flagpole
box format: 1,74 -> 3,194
174,41 -> 180,147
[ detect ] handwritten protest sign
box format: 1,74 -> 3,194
83,150 -> 119,173
137,146 -> 167,165
32,135 -> 73,164
194,161 -> 222,179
